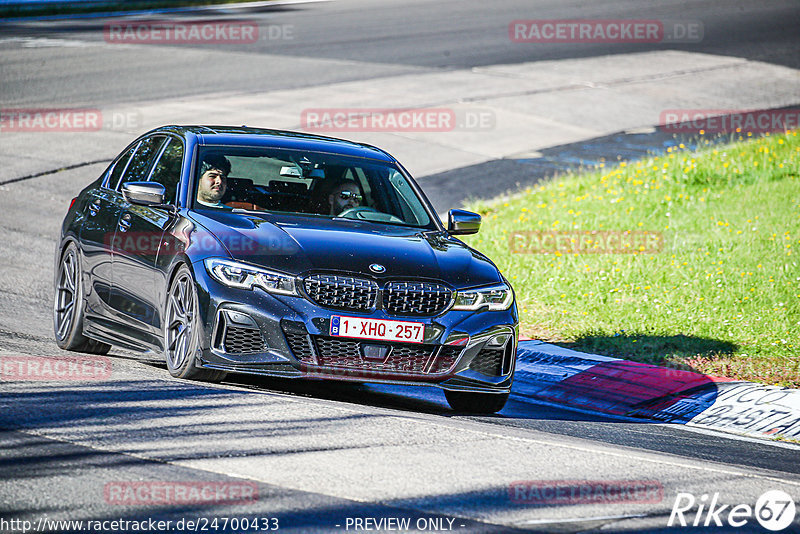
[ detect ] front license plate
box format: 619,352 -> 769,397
330,316 -> 425,344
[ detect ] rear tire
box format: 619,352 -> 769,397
53,242 -> 111,355
164,265 -> 227,382
445,391 -> 509,414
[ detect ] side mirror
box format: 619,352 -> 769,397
447,209 -> 481,235
122,181 -> 166,206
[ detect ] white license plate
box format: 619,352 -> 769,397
330,316 -> 425,344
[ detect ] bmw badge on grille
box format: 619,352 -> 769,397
369,263 -> 386,273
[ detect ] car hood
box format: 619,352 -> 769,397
191,210 -> 502,288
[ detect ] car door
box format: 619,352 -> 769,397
79,142 -> 137,320
144,136 -> 188,335
107,135 -> 166,340
110,135 -> 181,348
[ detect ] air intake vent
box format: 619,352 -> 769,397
469,348 -> 504,376
223,325 -> 263,354
214,310 -> 264,354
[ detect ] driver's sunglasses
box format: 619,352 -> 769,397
339,191 -> 362,201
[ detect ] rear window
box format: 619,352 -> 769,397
105,144 -> 137,190
118,136 -> 166,189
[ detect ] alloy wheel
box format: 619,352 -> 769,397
165,272 -> 196,371
54,248 -> 78,341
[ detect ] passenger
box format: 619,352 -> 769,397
196,154 -> 231,208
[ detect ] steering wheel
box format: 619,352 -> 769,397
338,206 -> 381,219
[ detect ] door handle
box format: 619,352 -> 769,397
118,214 -> 132,233
88,199 -> 101,217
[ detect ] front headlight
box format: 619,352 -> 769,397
452,282 -> 513,311
204,258 -> 297,296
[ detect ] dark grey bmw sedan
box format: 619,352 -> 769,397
54,126 -> 518,413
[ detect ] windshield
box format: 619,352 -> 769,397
193,145 -> 435,229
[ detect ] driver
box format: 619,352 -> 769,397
196,154 -> 231,208
327,180 -> 363,216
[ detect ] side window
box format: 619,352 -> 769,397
106,144 -> 138,190
118,136 -> 166,189
148,138 -> 184,205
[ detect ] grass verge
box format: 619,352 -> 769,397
463,131 -> 799,387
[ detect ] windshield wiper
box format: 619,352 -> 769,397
231,208 -> 268,215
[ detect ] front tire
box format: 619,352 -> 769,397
53,242 -> 111,355
164,265 -> 226,382
445,391 -> 509,414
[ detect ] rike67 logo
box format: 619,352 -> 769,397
669,490 -> 796,531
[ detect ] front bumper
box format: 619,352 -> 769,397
193,268 -> 518,394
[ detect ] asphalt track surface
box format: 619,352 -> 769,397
1,1 -> 800,532
1,0 -> 799,106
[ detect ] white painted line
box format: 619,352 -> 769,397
678,423 -> 800,451
519,513 -> 646,525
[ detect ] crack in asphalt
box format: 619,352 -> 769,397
0,158 -> 111,186
0,327 -> 54,343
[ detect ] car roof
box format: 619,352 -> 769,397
149,125 -> 396,163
